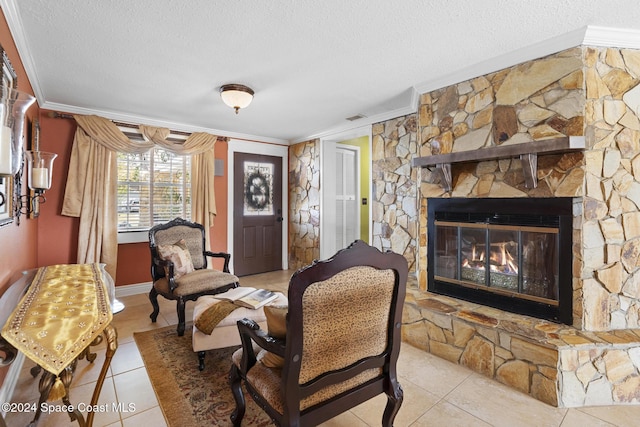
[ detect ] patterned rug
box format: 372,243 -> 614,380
134,324 -> 273,426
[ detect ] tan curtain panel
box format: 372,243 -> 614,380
61,116 -> 121,279
191,150 -> 217,252
139,125 -> 218,252
62,115 -> 219,279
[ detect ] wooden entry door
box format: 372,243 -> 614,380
233,152 -> 283,276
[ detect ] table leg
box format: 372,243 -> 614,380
28,362 -> 85,427
26,324 -> 118,427
86,324 -> 118,427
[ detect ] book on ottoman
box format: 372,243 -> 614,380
214,287 -> 277,309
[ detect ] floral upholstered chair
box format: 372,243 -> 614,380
229,240 -> 408,426
148,217 -> 239,336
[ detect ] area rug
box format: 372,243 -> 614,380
134,324 -> 273,426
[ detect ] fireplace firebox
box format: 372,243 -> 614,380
427,198 -> 573,325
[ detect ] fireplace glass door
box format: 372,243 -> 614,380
435,221 -> 559,305
428,197 -> 572,325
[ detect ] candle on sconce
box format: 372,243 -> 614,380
0,125 -> 11,175
26,151 -> 57,192
31,167 -> 49,189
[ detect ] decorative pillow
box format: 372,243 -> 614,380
264,304 -> 288,339
157,239 -> 195,280
259,304 -> 288,368
258,349 -> 285,369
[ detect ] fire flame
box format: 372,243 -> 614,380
464,242 -> 518,275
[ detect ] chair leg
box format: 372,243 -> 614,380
383,381 -> 403,427
176,298 -> 186,336
228,364 -> 245,427
197,351 -> 206,371
149,287 -> 160,323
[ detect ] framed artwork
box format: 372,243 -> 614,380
0,175 -> 12,226
0,42 -> 17,226
1,44 -> 17,91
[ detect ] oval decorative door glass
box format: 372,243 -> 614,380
244,162 -> 274,215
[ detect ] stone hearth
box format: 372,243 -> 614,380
402,278 -> 640,407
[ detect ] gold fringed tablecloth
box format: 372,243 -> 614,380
0,263 -> 112,376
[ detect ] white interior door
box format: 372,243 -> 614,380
320,125 -> 372,260
335,147 -> 359,250
321,142 -> 360,259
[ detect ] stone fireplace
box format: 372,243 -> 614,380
395,45 -> 640,407
427,197 -> 573,325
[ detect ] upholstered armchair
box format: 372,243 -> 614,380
229,240 -> 408,426
149,217 -> 240,336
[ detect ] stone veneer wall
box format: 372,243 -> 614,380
288,140 -> 320,270
399,45 -> 640,407
581,46 -> 640,332
371,115 -> 419,272
416,45 -> 640,332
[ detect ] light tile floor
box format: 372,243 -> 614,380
6,269 -> 640,426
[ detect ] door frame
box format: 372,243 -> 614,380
228,139 -> 289,273
320,125 -> 372,260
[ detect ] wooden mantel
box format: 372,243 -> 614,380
411,136 -> 585,191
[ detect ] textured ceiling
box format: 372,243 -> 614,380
4,0 -> 640,143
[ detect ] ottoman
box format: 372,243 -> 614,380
192,292 -> 287,370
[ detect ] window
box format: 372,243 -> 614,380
117,148 -> 191,238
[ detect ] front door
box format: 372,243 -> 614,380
233,152 -> 283,276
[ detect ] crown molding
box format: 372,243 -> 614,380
5,7 -> 640,146
41,101 -> 289,145
0,0 -> 45,102
414,27 -> 587,95
415,26 -> 640,96
583,25 -> 640,48
293,93 -> 418,144
312,25 -> 640,144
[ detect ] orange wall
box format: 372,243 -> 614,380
0,6 -> 39,390
0,9 -> 38,293
35,113 -> 79,268
36,114 -> 231,286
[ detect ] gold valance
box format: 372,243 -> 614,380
0,263 -> 112,375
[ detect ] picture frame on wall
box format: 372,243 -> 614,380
1,45 -> 17,91
0,175 -> 12,226
0,42 -> 18,226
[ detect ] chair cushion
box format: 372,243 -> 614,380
156,238 -> 194,280
153,269 -> 239,296
233,347 -> 381,414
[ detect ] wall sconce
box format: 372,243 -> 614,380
0,87 -> 37,223
15,150 -> 57,218
0,88 -> 36,175
219,84 -> 254,114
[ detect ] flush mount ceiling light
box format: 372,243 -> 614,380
219,84 -> 254,114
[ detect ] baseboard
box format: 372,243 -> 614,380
115,282 -> 150,298
0,352 -> 25,417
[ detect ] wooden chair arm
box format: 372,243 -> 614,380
236,318 -> 286,374
152,257 -> 178,292
204,250 -> 232,272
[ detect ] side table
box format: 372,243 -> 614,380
1,263 -> 118,427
